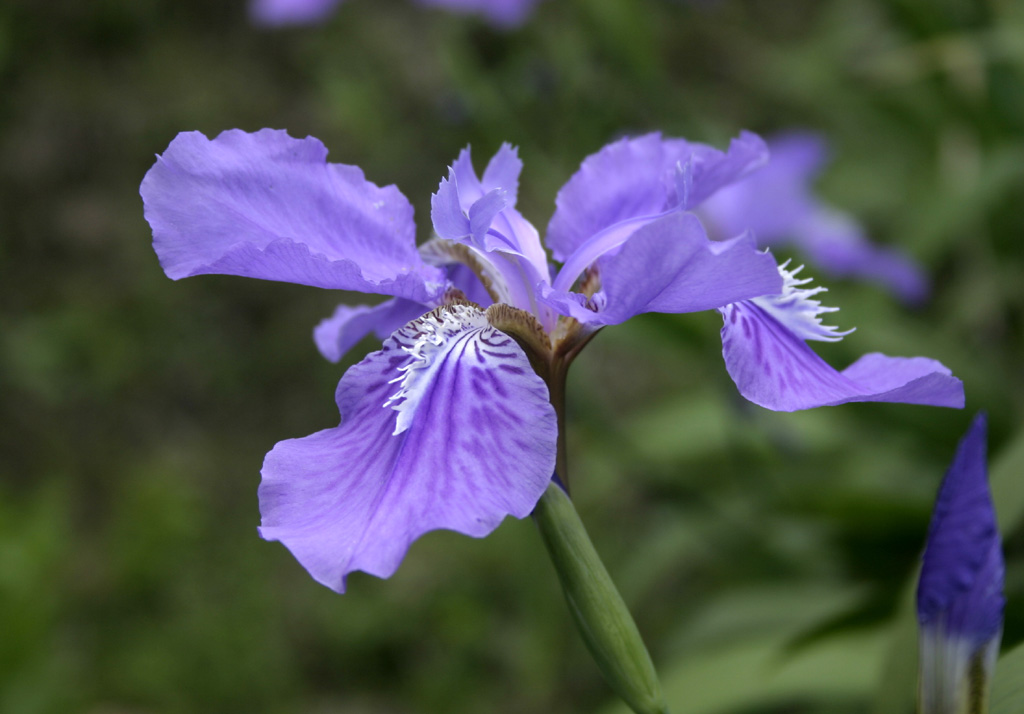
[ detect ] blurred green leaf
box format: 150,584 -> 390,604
604,627 -> 885,714
992,640 -> 1024,714
992,424 -> 1024,535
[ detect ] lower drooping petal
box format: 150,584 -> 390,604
313,298 -> 429,362
259,304 -> 557,592
141,129 -> 445,302
719,300 -> 964,411
541,213 -> 781,326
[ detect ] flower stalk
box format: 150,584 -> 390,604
533,479 -> 670,714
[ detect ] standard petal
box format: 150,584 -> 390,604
667,131 -> 770,210
429,146 -> 551,316
546,132 -> 768,263
481,143 -> 523,201
469,189 -> 511,244
430,169 -> 472,241
249,0 -> 342,25
259,304 -> 557,592
546,134 -> 668,263
313,298 -> 429,362
142,129 -> 445,302
541,213 -> 782,326
699,132 -> 827,241
718,300 -> 964,411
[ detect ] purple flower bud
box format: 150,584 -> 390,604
917,413 -> 1004,714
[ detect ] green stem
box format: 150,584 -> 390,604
548,360 -> 570,493
533,482 -> 670,714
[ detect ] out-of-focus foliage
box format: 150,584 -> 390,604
1,0 -> 1022,712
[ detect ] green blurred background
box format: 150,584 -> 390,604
2,0 -> 1023,712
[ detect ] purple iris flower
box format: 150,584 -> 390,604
917,413 -> 1004,714
700,133 -> 929,304
250,0 -> 541,28
141,128 -> 964,592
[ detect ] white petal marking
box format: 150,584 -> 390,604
383,303 -> 495,435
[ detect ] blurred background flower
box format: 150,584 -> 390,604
250,0 -> 544,29
2,1 -> 1023,713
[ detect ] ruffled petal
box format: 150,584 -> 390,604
142,129 -> 445,302
259,304 -> 557,592
667,131 -> 770,210
429,147 -> 551,317
249,0 -> 342,26
313,299 -> 429,363
699,132 -> 827,242
481,143 -> 523,200
431,169 -> 471,241
546,132 -> 768,264
546,134 -> 669,264
540,213 -> 782,326
718,298 -> 964,411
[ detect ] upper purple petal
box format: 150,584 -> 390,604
540,213 -> 782,326
313,298 -> 429,363
142,129 -> 445,302
546,132 -> 769,264
431,169 -> 472,241
249,0 -> 342,26
546,134 -> 672,264
699,133 -> 828,241
429,146 -> 552,318
259,304 -> 557,592
918,413 -> 1004,645
719,299 -> 964,411
668,131 -> 771,210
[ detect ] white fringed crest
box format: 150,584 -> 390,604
383,304 -> 490,435
751,260 -> 854,342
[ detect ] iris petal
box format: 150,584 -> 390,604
142,129 -> 445,302
719,300 -> 964,410
430,146 -> 552,321
546,132 -> 768,263
542,213 -> 781,326
314,299 -> 429,363
259,304 -> 557,592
